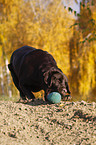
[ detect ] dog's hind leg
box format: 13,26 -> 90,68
19,80 -> 35,101
8,64 -> 26,100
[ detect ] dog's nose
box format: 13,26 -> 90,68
67,90 -> 71,94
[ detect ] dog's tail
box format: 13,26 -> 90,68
8,63 -> 14,72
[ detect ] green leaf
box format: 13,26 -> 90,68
68,7 -> 73,13
82,4 -> 85,7
74,11 -> 77,16
70,22 -> 78,28
77,13 -> 80,17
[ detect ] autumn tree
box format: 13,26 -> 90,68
0,0 -> 74,97
0,0 -> 95,101
69,0 -> 96,101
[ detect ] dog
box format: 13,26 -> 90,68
8,46 -> 71,102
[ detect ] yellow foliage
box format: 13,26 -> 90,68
0,0 -> 96,100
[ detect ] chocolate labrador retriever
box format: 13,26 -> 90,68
8,46 -> 71,102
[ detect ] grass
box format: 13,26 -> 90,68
0,90 -> 44,102
0,95 -> 20,102
0,92 -> 95,103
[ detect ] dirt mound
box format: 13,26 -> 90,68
0,100 -> 96,145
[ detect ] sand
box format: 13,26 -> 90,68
0,100 -> 96,145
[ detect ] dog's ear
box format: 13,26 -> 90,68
43,68 -> 62,87
43,69 -> 58,87
43,70 -> 52,87
43,71 -> 49,85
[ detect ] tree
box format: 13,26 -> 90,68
0,0 -> 74,97
69,0 -> 96,100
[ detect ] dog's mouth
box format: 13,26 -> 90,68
62,94 -> 72,101
60,89 -> 71,101
47,88 -> 71,101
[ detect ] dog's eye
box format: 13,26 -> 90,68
63,89 -> 67,93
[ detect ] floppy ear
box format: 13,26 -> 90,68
43,68 -> 63,87
43,69 -> 58,87
43,71 -> 49,85
43,70 -> 52,87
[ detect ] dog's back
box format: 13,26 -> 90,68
10,46 -> 36,64
9,46 -> 57,77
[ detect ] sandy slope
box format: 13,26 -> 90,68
0,100 -> 96,145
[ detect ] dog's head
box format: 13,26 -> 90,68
43,68 -> 71,100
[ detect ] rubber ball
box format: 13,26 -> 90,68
47,92 -> 61,104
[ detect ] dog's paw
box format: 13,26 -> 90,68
62,95 -> 72,101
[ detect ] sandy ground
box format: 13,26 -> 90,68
0,99 -> 96,145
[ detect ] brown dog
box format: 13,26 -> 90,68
8,46 -> 71,101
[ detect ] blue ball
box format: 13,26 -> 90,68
47,92 -> 61,104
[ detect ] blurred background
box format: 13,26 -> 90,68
0,0 -> 96,102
